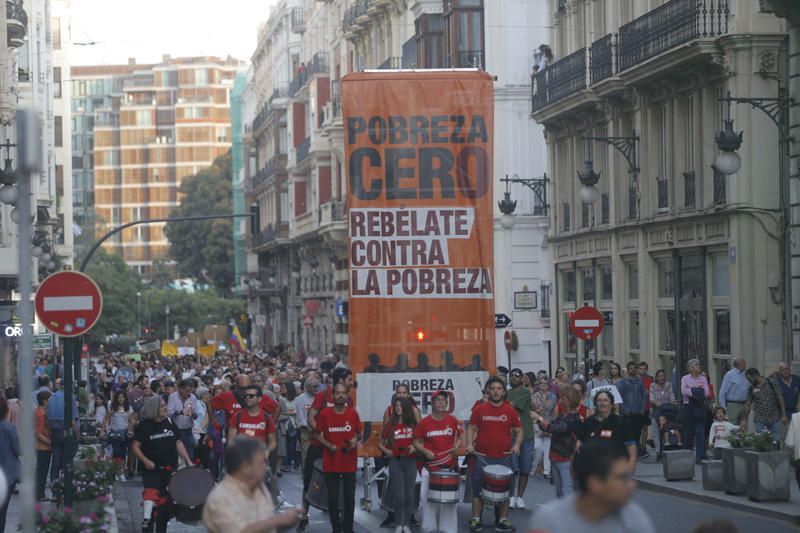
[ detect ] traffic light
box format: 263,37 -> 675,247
416,329 -> 425,342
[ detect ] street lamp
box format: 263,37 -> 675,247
497,173 -> 549,229
580,131 -> 640,216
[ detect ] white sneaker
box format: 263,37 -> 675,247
509,497 -> 517,509
394,526 -> 403,533
516,496 -> 526,509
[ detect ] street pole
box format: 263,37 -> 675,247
15,108 -> 41,533
137,292 -> 141,338
165,306 -> 170,340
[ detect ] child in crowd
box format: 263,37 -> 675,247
708,406 -> 740,459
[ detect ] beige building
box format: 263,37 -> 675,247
533,0 -> 789,385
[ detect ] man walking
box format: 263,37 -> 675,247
617,362 -> 648,459
775,362 -> 800,441
294,376 -> 318,468
167,379 -> 200,459
507,368 -> 533,509
45,386 -> 79,482
719,357 -> 748,424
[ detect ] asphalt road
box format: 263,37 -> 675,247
114,468 -> 800,533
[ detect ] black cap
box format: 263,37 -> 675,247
496,366 -> 509,375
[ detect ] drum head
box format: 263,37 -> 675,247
483,464 -> 513,477
168,467 -> 215,507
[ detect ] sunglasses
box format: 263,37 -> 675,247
244,393 -> 259,398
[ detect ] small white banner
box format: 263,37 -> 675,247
356,371 -> 489,422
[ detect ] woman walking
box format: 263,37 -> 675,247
531,376 -> 557,479
648,370 -> 676,459
531,386 -> 583,497
378,397 -> 418,533
102,390 -> 136,480
282,382 -> 300,470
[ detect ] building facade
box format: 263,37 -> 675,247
533,0 -> 788,386
73,56 -> 239,273
242,0 -> 552,371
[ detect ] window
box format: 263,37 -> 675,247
444,0 -> 484,68
715,310 -> 731,354
52,17 -> 61,50
540,283 -> 550,318
54,116 -> 62,147
53,67 -> 61,98
415,14 -> 445,68
658,259 -> 674,298
659,310 -> 676,351
55,165 -> 63,198
136,110 -> 152,126
564,312 -> 577,354
600,265 -> 613,300
602,312 -> 614,360
564,270 -> 576,303
195,69 -> 208,86
627,262 -> 638,300
711,253 -> 730,297
582,268 -> 595,303
629,311 -> 640,350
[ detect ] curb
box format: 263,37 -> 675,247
637,479 -> 800,525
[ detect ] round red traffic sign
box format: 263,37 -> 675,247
504,330 -> 513,351
35,271 -> 103,337
570,305 -> 604,340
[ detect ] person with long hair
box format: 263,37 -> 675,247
578,390 -> 638,466
281,381 -> 301,470
0,398 -> 19,533
102,390 -> 136,480
609,362 -> 623,385
379,397 -> 418,533
531,376 -> 557,479
531,385 -> 583,498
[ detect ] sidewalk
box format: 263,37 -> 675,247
634,455 -> 800,525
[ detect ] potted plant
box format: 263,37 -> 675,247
35,502 -> 113,532
50,459 -> 120,515
745,430 -> 791,502
722,430 -> 753,495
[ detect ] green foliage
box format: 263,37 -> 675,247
148,258 -> 175,289
83,248 -> 142,340
164,152 -> 235,293
728,430 -> 779,451
35,499 -> 112,532
141,288 -> 244,340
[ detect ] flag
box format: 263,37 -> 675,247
229,324 -> 246,352
198,344 -> 216,358
161,341 -> 178,357
72,223 -> 83,237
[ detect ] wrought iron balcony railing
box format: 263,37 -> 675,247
590,34 -> 614,85
618,0 -> 729,72
683,171 -> 696,208
289,53 -> 330,98
296,137 -> 311,165
7,0 -> 28,49
563,203 -> 571,231
531,47 -> 586,112
252,105 -> 272,134
402,37 -> 417,69
601,193 -> 610,224
713,166 -> 726,205
378,57 -> 402,70
447,50 -> 484,70
657,177 -> 669,210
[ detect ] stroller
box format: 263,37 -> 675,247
657,404 -> 683,457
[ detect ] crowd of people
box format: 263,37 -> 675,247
0,346 -> 794,533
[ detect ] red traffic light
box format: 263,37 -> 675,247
416,329 -> 425,342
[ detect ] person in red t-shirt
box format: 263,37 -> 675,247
638,361 -> 654,452
211,374 -> 278,433
315,382 -> 363,533
227,385 -> 276,458
414,390 -> 463,533
378,397 -> 418,532
299,367 -> 354,530
466,377 -> 522,533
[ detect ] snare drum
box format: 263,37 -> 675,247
305,458 -> 344,511
480,464 -> 513,503
427,471 -> 460,504
167,467 -> 215,524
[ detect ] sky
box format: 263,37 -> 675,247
69,0 -> 278,66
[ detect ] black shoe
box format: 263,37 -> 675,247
411,515 -> 420,527
141,518 -> 154,533
380,513 -> 395,528
647,439 -> 655,448
638,451 -> 650,459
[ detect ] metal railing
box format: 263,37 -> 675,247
628,185 -> 638,219
531,47 -> 586,112
448,50 -> 484,69
289,53 -> 329,97
590,34 -> 614,85
296,137 -> 311,165
601,193 -> 610,224
581,203 -> 590,228
270,84 -> 289,103
291,7 -> 305,33
618,0 -> 729,72
683,171 -> 696,208
402,37 -> 417,68
251,222 -> 289,249
713,166 -> 726,205
321,98 -> 341,126
343,0 -> 369,30
378,57 -> 402,70
319,200 -> 345,225
657,177 -> 669,210
563,203 -> 571,231
252,105 -> 272,134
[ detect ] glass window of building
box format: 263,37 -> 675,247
658,259 -> 674,297
564,270 -> 576,303
195,69 -> 209,86
629,310 -> 640,350
582,267 -> 595,303
600,265 -> 612,300
602,312 -> 613,360
136,110 -> 152,126
659,310 -> 676,352
715,310 -> 731,354
564,312 -> 577,354
627,262 -> 638,300
711,253 -> 730,297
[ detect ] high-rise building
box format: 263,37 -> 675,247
72,56 -> 240,273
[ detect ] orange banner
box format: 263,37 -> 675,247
343,71 -> 496,444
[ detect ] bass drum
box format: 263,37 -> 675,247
167,467 -> 215,524
305,458 -> 344,511
380,469 -> 421,512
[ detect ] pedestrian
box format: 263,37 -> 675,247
718,357 -> 748,424
507,368 -> 533,509
531,376 -> 557,480
784,409 -> 800,490
680,358 -> 711,463
579,389 -> 638,467
741,367 -> 787,441
167,379 -> 200,461
531,385 -> 583,499
648,369 -> 676,458
34,390 -> 52,502
774,362 -> 800,441
316,382 -> 363,533
132,396 -> 193,533
571,362 -> 585,383
709,406 -> 740,459
609,362 -> 623,385
193,387 -> 209,465
638,361 -> 654,452
202,435 -> 301,532
0,398 -> 20,533
617,361 -> 648,459
45,386 -> 79,482
528,439 -> 656,533
466,376 -> 521,532
227,384 -> 277,455
101,390 -> 135,480
378,397 -> 417,533
294,377 -> 317,469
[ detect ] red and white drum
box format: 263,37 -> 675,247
427,471 -> 460,504
480,464 -> 513,503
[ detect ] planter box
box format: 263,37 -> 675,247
744,450 -> 791,502
662,450 -> 694,481
722,447 -> 750,495
701,460 -> 724,491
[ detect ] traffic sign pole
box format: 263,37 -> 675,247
569,305 -> 605,383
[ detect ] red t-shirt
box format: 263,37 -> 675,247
469,401 -> 521,458
230,409 -> 275,442
382,422 -> 415,457
642,374 -> 654,410
310,389 -> 352,447
210,391 -> 278,428
317,406 -> 363,473
414,414 -> 462,468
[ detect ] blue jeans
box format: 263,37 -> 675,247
682,405 -> 707,462
755,420 -> 781,442
177,428 -> 194,459
551,460 -> 573,498
511,439 -> 535,476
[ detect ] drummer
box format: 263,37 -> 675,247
132,396 -> 194,533
414,390 -> 463,533
378,396 -> 418,533
466,377 -> 521,533
378,384 -> 421,528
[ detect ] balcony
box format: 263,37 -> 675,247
402,37 -> 417,69
618,0 -> 729,72
293,210 -> 316,238
713,167 -> 726,205
321,98 -> 341,127
343,0 -> 369,39
531,47 -> 586,112
289,53 -> 329,98
251,222 -> 289,251
657,177 -> 669,211
296,137 -> 311,165
318,200 -> 346,243
291,7 -> 305,33
252,105 -> 272,135
7,0 -> 27,49
378,57 -> 402,70
683,171 -> 696,208
447,50 -> 484,70
269,84 -> 289,105
251,153 -> 288,191
601,193 -> 610,224
590,34 -> 614,85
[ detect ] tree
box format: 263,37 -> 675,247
141,288 -> 245,340
149,258 -> 175,290
164,153 -> 235,293
83,248 -> 142,340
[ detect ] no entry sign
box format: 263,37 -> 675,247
35,271 -> 103,337
570,305 -> 604,340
